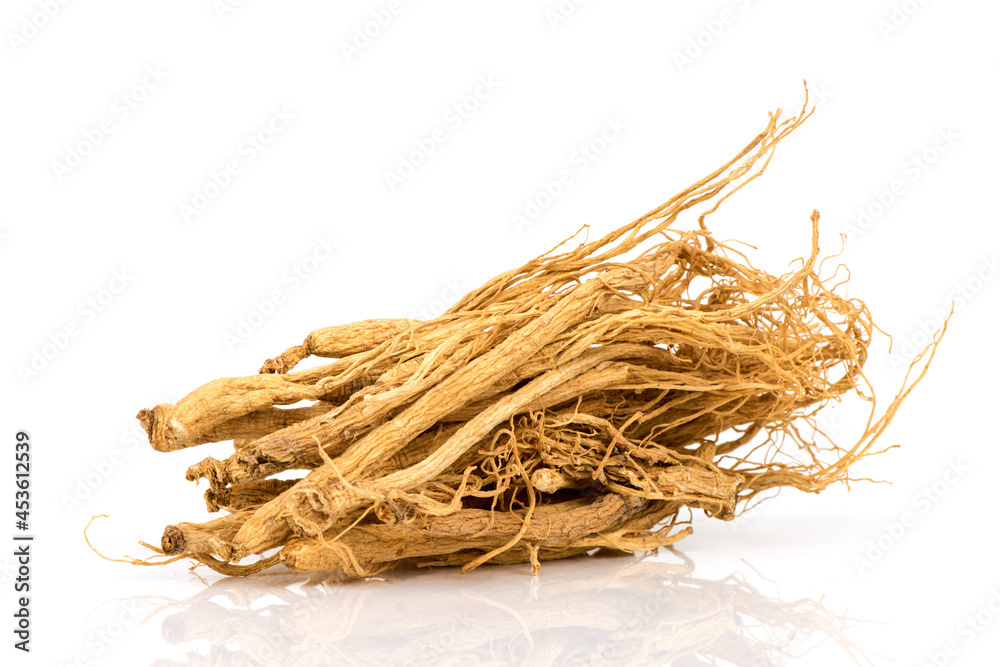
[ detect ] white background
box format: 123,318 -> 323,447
2,1 -> 999,665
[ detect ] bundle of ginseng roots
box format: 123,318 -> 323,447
134,98 -> 939,578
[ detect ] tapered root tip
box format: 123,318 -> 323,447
161,525 -> 186,555
259,344 -> 309,374
204,488 -> 221,512
137,404 -> 187,452
136,408 -> 154,438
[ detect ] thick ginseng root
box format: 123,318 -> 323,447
226,355 -> 640,559
260,318 -> 421,373
189,342 -> 667,493
186,338 -> 477,490
278,494 -> 645,575
204,479 -> 299,512
161,511 -> 252,556
138,376 -> 329,452
139,354 -> 416,456
196,403 -> 336,446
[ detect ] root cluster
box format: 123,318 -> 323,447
137,95 -> 939,577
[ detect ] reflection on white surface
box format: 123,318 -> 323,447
148,551 -> 868,667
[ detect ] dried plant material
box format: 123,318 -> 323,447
134,90 -> 943,578
203,478 -> 299,513
259,318 -> 421,374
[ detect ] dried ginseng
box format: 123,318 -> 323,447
130,91 -> 942,577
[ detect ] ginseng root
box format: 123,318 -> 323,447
132,89 -> 943,578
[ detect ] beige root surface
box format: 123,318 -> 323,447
134,92 -> 942,577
